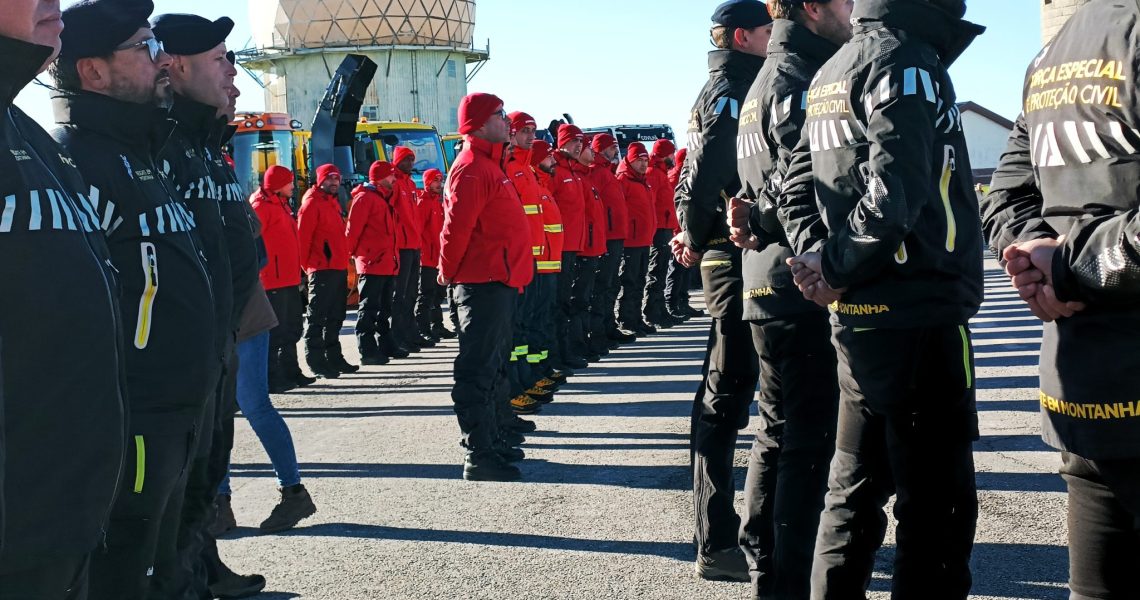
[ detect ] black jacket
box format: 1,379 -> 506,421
738,20 -> 840,322
982,0 -> 1140,459
0,36 -> 125,569
778,0 -> 984,328
162,96 -> 259,355
676,49 -> 766,258
53,91 -> 216,433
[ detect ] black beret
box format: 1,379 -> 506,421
151,13 -> 235,56
711,0 -> 773,29
59,0 -> 154,61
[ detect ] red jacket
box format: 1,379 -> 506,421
440,136 -> 534,289
536,174 -> 563,274
345,183 -> 400,276
668,148 -> 687,191
551,152 -> 586,252
647,159 -> 679,232
417,189 -> 444,268
506,147 -> 546,261
393,171 -> 420,250
576,162 -> 607,258
589,154 -> 628,241
617,162 -> 657,248
297,187 -> 349,273
250,188 -> 302,290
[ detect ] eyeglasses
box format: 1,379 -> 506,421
493,108 -> 507,120
114,37 -> 165,63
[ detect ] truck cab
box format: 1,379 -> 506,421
354,121 -> 448,188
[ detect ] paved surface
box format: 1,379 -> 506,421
221,260 -> 1068,599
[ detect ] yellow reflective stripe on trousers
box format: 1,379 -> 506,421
526,353 -> 542,364
538,350 -> 549,360
959,325 -> 973,389
133,435 -> 146,494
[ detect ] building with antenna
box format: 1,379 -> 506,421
237,0 -> 489,133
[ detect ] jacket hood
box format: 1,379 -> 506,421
0,35 -> 53,109
170,93 -> 230,145
854,0 -> 985,67
767,18 -> 841,64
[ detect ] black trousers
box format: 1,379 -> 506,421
447,284 -> 459,331
812,324 -> 978,600
416,266 -> 445,333
452,283 -> 516,452
356,274 -> 396,357
532,273 -> 559,371
0,554 -> 90,600
508,281 -> 531,398
691,253 -> 760,554
555,252 -> 578,364
593,240 -> 623,340
1062,452 -> 1140,600
665,257 -> 692,312
741,313 -> 838,599
645,229 -> 673,322
266,286 -> 303,350
570,256 -> 599,358
89,425 -> 195,600
393,249 -> 421,343
303,269 -> 348,356
617,246 -> 649,329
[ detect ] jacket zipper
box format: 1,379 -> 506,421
134,242 -> 159,349
939,144 -> 958,252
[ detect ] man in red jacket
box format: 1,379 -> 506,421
250,165 -> 316,392
551,124 -> 589,370
440,93 -> 534,481
571,141 -> 607,363
617,143 -> 658,334
297,164 -> 358,378
530,140 -> 567,389
346,161 -> 401,365
392,145 -> 432,351
667,147 -> 701,319
588,133 -> 634,352
415,168 -> 448,342
646,138 -> 682,329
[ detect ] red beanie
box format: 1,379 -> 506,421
557,124 -> 584,149
458,92 -> 504,135
508,111 -> 536,133
424,168 -> 444,187
652,139 -> 676,158
316,164 -> 340,186
591,133 -> 617,153
625,142 -> 649,163
393,146 -> 415,165
262,165 -> 294,191
369,161 -> 394,181
529,139 -> 553,167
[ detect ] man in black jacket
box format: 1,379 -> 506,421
777,0 -> 984,596
727,1 -> 851,596
673,0 -> 770,582
50,1 -> 219,597
0,2 -> 126,597
983,1 -> 1140,596
150,13 -> 265,599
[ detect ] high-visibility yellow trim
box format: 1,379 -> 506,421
537,260 -> 562,271
959,325 -> 972,389
544,224 -> 563,233
538,350 -> 549,360
894,241 -> 908,264
526,353 -> 542,364
701,259 -> 732,268
133,435 -> 145,494
939,145 -> 958,252
134,242 -> 159,349
532,245 -> 544,255
523,204 -> 541,215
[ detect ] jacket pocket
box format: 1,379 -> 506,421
134,242 -> 159,349
938,144 -> 958,252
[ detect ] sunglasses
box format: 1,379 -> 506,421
115,37 -> 165,63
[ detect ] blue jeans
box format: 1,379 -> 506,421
219,332 -> 302,495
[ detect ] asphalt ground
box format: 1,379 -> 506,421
221,260 -> 1068,599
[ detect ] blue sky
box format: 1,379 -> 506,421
17,0 -> 1042,143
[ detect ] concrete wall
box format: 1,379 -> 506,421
255,48 -> 468,133
961,111 -> 1013,171
1042,0 -> 1091,43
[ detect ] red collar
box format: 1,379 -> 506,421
465,135 -> 508,167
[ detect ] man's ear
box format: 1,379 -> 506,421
75,57 -> 108,91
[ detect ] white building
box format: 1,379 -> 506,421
958,101 -> 1015,185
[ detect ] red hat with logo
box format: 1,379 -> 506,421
557,124 -> 585,149
393,146 -> 415,165
316,164 -> 341,186
458,92 -> 505,135
651,139 -> 676,158
369,161 -> 394,181
424,168 -> 444,187
529,140 -> 553,167
508,111 -> 537,133
625,142 -> 649,163
262,165 -> 294,192
591,133 -> 617,153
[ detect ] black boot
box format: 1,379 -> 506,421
326,347 -> 359,374
463,450 -> 522,481
281,345 -> 317,386
267,349 -> 295,394
305,346 -> 339,379
357,334 -> 387,365
379,335 -> 409,359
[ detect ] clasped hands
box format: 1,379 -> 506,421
1001,237 -> 1085,322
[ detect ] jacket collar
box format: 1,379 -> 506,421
52,90 -> 174,152
768,19 -> 840,65
708,49 -> 766,84
854,0 -> 985,67
465,134 -> 508,169
170,94 -> 229,146
257,188 -> 290,208
617,163 -> 648,184
0,35 -> 52,109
